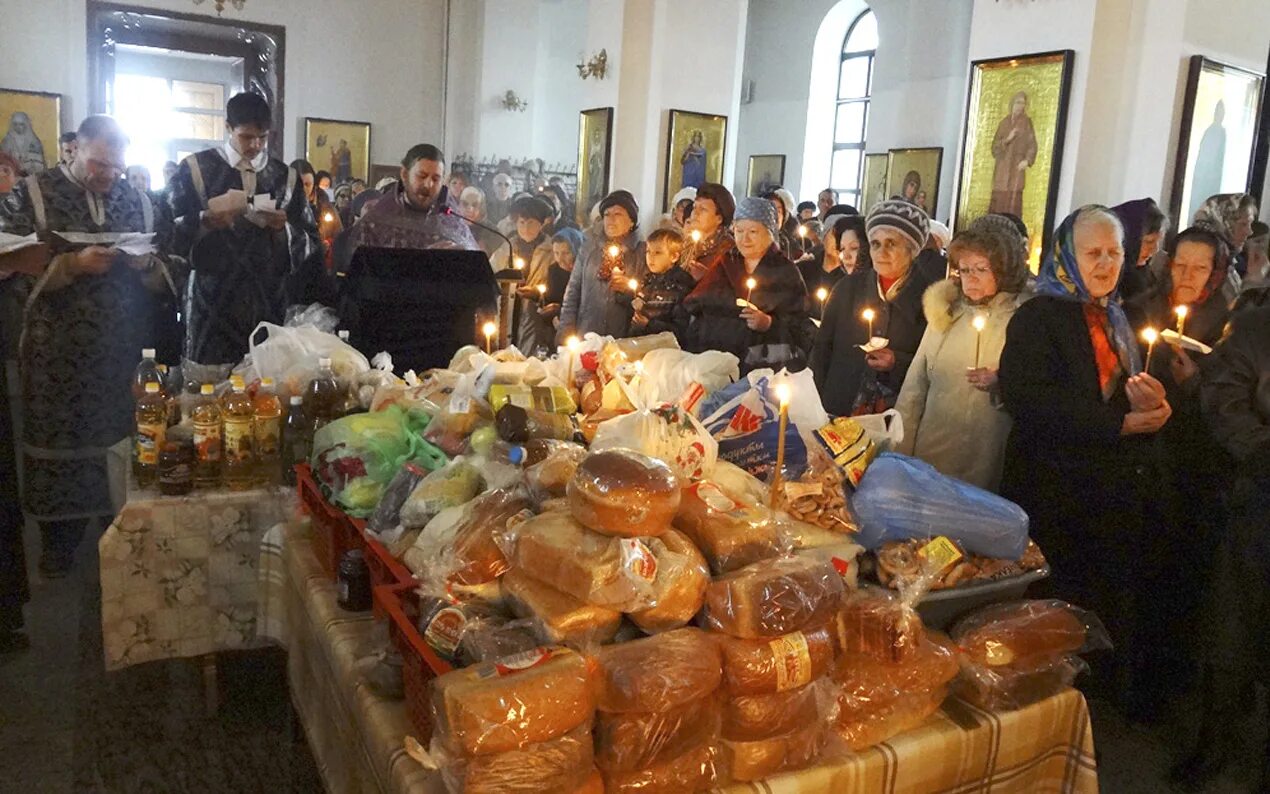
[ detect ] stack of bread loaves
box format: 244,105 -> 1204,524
701,556 -> 847,782
428,647 -> 603,792
594,629 -> 726,792
832,590 -> 959,750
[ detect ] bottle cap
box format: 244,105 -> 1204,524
319,357 -> 332,368
290,395 -> 303,405
142,348 -> 156,359
158,364 -> 168,374
261,377 -> 275,387
233,383 -> 245,392
507,445 -> 526,465
201,384 -> 215,395
338,330 -> 350,340
145,382 -> 160,394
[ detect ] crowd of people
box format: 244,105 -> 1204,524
0,90 -> 1268,788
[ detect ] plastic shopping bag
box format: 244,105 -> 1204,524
311,406 -> 446,516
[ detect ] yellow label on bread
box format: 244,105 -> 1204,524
769,631 -> 813,692
917,536 -> 963,574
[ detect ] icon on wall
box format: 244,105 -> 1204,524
0,88 -> 62,175
576,107 -> 613,225
304,117 -> 371,185
885,148 -> 943,217
746,154 -> 786,197
663,109 -> 728,211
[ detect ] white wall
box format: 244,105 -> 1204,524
1,0 -> 447,165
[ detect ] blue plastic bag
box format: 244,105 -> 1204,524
701,375 -> 807,482
853,453 -> 1030,560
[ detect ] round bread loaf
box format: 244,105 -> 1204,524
568,449 -> 680,538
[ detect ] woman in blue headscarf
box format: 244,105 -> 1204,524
538,227 -> 585,338
998,205 -> 1173,719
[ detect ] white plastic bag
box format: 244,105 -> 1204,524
590,405 -> 718,481
629,348 -> 740,414
247,321 -> 370,397
853,409 -> 904,451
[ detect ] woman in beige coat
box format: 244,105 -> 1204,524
894,217 -> 1031,491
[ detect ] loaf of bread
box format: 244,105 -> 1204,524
951,658 -> 1081,711
702,556 -> 844,639
835,686 -> 947,751
436,721 -> 595,793
507,512 -> 655,610
568,449 -> 681,538
448,489 -> 533,585
628,529 -> 710,634
595,693 -> 722,773
722,723 -> 826,782
674,481 -> 787,574
525,440 -> 588,501
596,627 -> 723,713
601,741 -> 721,794
835,590 -> 926,663
835,633 -> 959,714
952,600 -> 1089,668
502,568 -> 622,647
717,622 -> 837,696
431,647 -> 596,756
572,769 -> 604,794
722,679 -> 826,742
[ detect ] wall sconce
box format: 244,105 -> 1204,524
577,49 -> 608,81
500,90 -> 528,113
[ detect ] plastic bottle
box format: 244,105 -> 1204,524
305,357 -> 341,431
132,348 -> 164,401
486,440 -> 527,466
494,403 -> 579,443
192,384 -> 223,489
223,383 -> 256,491
283,395 -> 311,486
134,382 -> 167,488
161,364 -> 182,426
253,377 -> 283,486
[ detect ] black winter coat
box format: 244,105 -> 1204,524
681,246 -> 814,373
809,255 -> 942,416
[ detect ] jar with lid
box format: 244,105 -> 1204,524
337,549 -> 372,612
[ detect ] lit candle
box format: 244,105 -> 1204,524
815,286 -> 829,303
1174,305 -> 1189,339
482,320 -> 497,354
745,277 -> 757,305
607,244 -> 620,259
690,229 -> 702,244
797,224 -> 807,239
971,314 -> 987,368
565,334 -> 580,385
771,382 -> 791,509
1142,327 -> 1158,372
627,278 -> 639,293
513,256 -> 526,271
323,212 -> 334,223
862,308 -> 876,339
536,283 -> 547,300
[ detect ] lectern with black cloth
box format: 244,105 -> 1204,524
339,246 -> 498,373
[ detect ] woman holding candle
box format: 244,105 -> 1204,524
538,228 -> 582,333
798,215 -> 870,319
559,190 -> 645,340
998,205 -> 1172,717
810,199 -> 944,416
893,219 -> 1030,491
681,197 -> 814,372
508,196 -> 557,355
683,183 -> 736,282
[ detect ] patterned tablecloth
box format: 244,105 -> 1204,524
98,486 -> 293,671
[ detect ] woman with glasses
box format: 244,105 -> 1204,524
893,218 -> 1031,491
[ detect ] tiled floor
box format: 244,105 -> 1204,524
0,517 -> 1263,793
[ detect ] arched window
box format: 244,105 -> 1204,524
830,10 -> 876,207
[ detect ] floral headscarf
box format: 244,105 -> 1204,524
1035,206 -> 1142,378
1192,193 -> 1254,247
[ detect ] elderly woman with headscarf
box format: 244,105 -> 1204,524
538,227 -> 583,333
1193,192 -> 1257,296
895,218 -> 1030,491
798,215 -> 869,319
1114,197 -> 1169,314
811,200 -> 944,416
509,196 -> 557,354
559,190 -> 645,340
998,205 -> 1172,716
681,197 -> 814,372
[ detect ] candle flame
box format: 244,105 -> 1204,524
972,315 -> 987,332
815,287 -> 829,301
513,257 -> 526,270
862,308 -> 876,322
323,212 -> 334,223
566,335 -> 580,351
1174,305 -> 1189,320
797,225 -> 807,238
627,278 -> 639,291
690,229 -> 702,243
775,382 -> 791,407
1141,327 -> 1158,344
481,321 -> 496,337
536,284 -> 546,295
745,277 -> 757,290
607,244 -> 620,258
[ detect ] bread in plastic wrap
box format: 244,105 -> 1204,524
722,677 -> 831,742
835,589 -> 926,663
595,692 -> 722,773
674,481 -> 790,574
701,556 -> 845,639
433,721 -> 594,793
400,460 -> 484,529
456,616 -> 542,666
601,741 -> 722,794
446,489 -> 534,586
722,723 -> 826,783
572,768 -> 604,793
834,634 -> 959,716
595,627 -> 723,713
431,647 -> 596,756
953,658 -> 1087,711
716,622 -> 837,696
502,568 -> 622,647
834,686 -> 947,751
628,529 -> 710,634
502,511 -> 658,611
567,449 -> 681,538
709,459 -> 768,506
524,441 -> 588,502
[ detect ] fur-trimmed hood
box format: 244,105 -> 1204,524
922,278 -> 1030,333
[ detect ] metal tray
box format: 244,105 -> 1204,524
915,567 -> 1050,630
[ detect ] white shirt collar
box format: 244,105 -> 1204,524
221,140 -> 268,172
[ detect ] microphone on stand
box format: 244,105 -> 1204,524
436,185 -> 521,274
436,185 -> 526,350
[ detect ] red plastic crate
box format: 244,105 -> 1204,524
350,516 -> 414,617
375,582 -> 453,742
295,462 -> 362,580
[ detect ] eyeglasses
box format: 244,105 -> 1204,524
960,265 -> 993,277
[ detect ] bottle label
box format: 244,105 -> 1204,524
769,631 -> 813,692
194,423 -> 222,463
135,423 -> 165,466
224,418 -> 255,464
254,417 -> 281,457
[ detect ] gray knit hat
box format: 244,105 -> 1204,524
866,198 -> 930,252
734,195 -> 780,240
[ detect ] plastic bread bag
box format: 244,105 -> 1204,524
372,368 -> 459,413
601,741 -> 722,793
596,692 -> 723,774
771,444 -> 862,533
722,722 -> 829,783
431,720 -> 596,794
834,630 -> 959,714
567,449 -> 682,539
311,406 -> 446,516
366,460 -> 432,542
673,481 -> 793,575
627,529 -> 710,634
778,517 -> 863,589
722,677 -> 839,743
710,460 -> 768,506
502,568 -> 623,648
589,405 -> 718,483
716,622 -> 838,696
594,627 -> 724,713
415,587 -> 509,667
430,646 -> 597,757
403,504 -> 467,579
853,453 -> 1030,560
423,365 -> 496,457
456,614 -> 542,666
497,511 -> 661,611
398,458 -> 484,529
626,348 -> 741,416
524,440 -> 588,504
701,556 -> 845,639
598,332 -> 681,378
834,585 -> 932,664
834,685 -> 948,752
427,488 -> 534,588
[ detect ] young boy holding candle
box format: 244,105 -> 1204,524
620,227 -> 696,339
